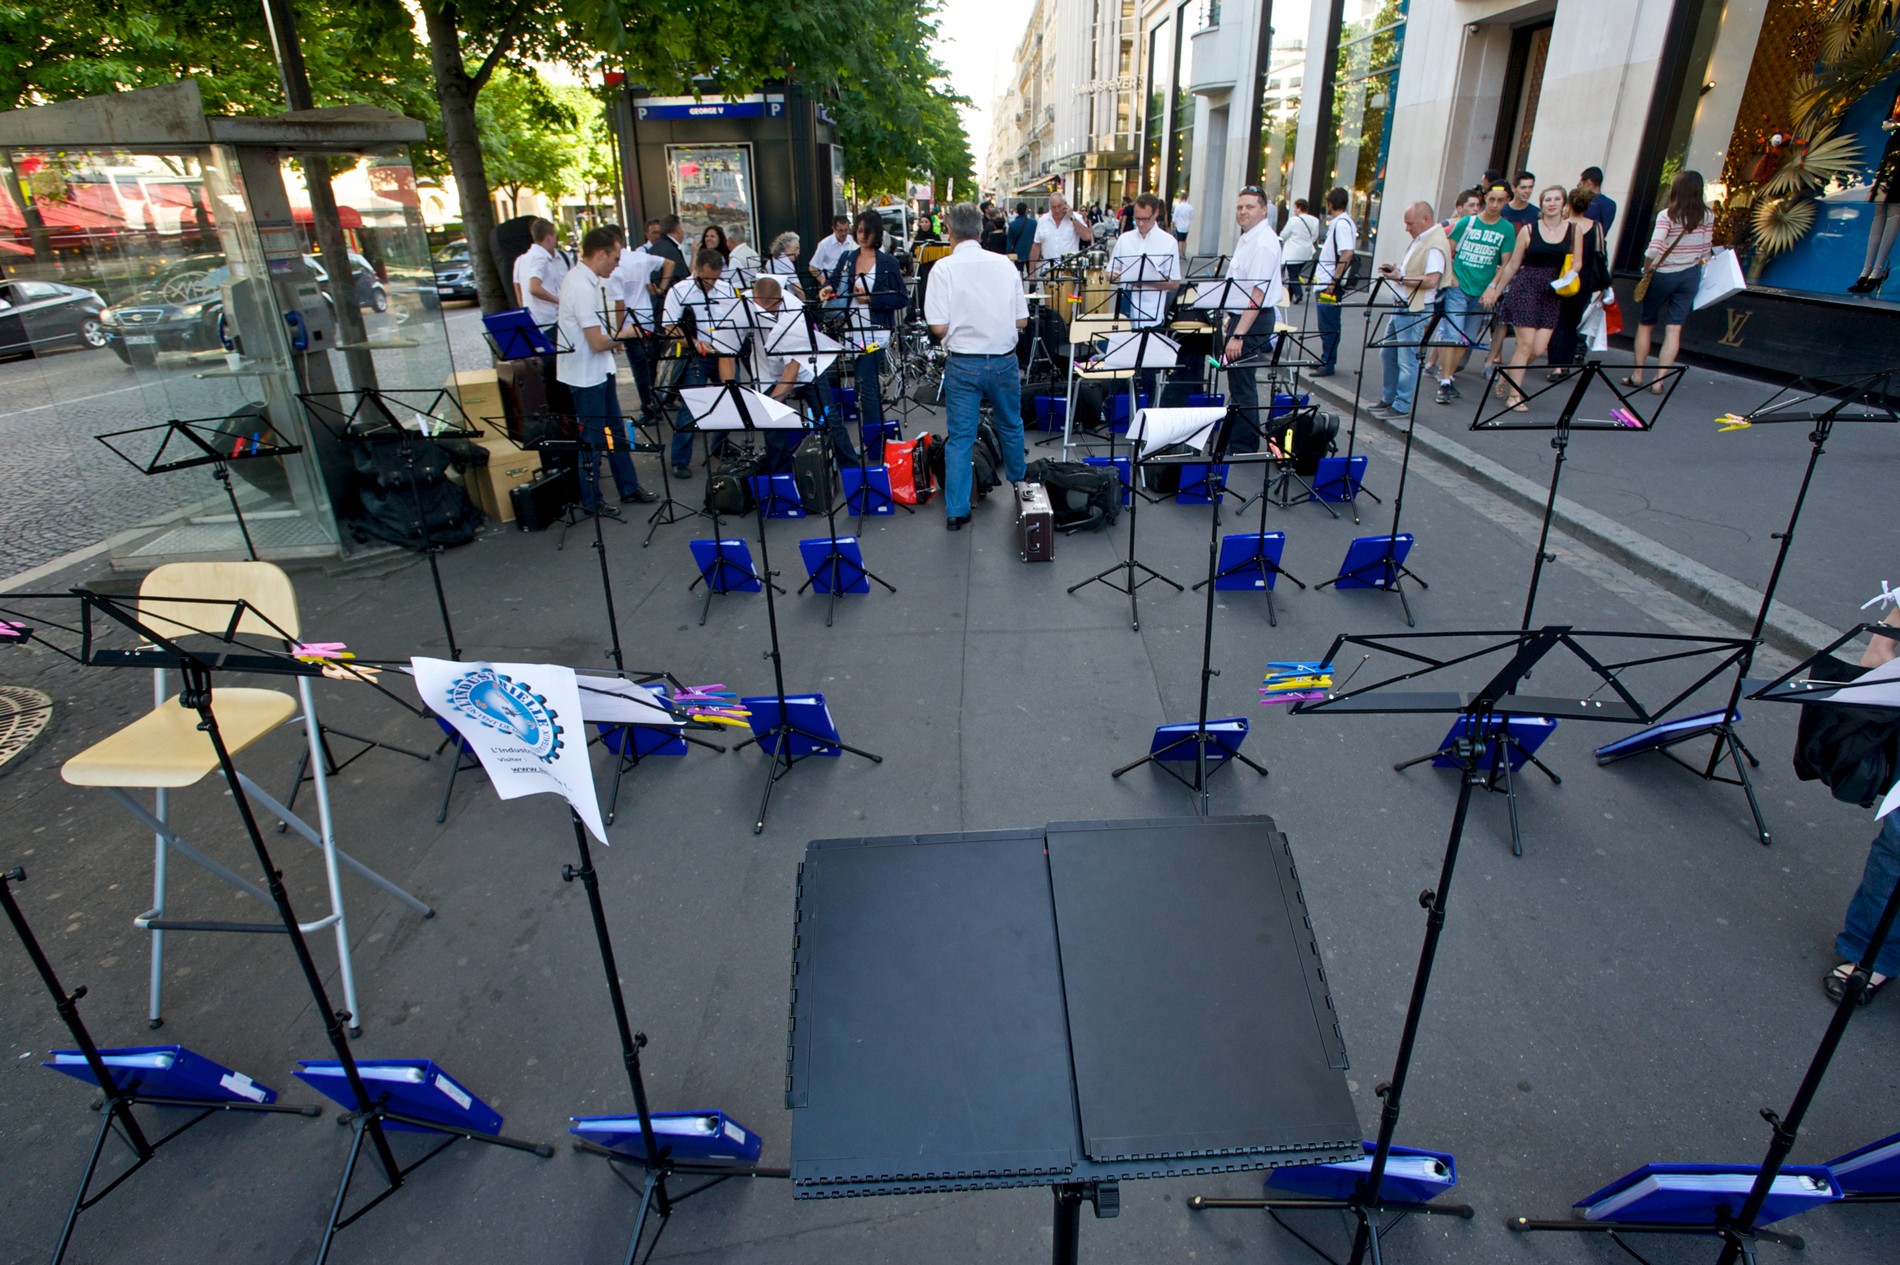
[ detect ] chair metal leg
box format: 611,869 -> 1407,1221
234,775 -> 432,917
296,679 -> 360,1033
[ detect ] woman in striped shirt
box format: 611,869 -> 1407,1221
1626,170 -> 1714,393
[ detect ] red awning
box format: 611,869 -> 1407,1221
291,204 -> 364,229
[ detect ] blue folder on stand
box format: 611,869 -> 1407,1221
295,1058 -> 503,1135
841,465 -> 896,516
748,474 -> 806,519
1081,454 -> 1132,506
1176,462 -> 1230,505
740,693 -> 842,757
1213,531 -> 1288,591
1103,391 -> 1149,434
1265,1141 -> 1458,1204
1333,534 -> 1414,590
569,1110 -> 764,1165
481,308 -> 556,359
689,539 -> 762,594
1826,1130 -> 1900,1195
1033,395 -> 1068,433
600,723 -> 688,759
1593,709 -> 1738,763
1149,717 -> 1249,763
798,537 -> 871,595
1312,455 -> 1370,503
1573,1163 -> 1842,1226
1429,715 -> 1557,770
861,419 -> 901,458
835,386 -> 860,423
44,1045 -> 279,1105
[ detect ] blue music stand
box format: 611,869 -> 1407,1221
1325,533 -> 1423,624
688,537 -> 765,626
1312,455 -> 1371,505
1175,461 -> 1230,505
1081,453 -> 1133,506
1033,394 -> 1068,432
798,536 -> 872,596
861,418 -> 901,459
1395,713 -> 1558,858
1570,1163 -> 1841,1226
1113,716 -> 1263,800
748,474 -> 806,519
570,1110 -> 764,1165
1593,708 -> 1738,764
1827,1131 -> 1900,1198
592,678 -> 728,826
841,465 -> 897,516
481,307 -> 559,360
1266,1141 -> 1458,1206
46,1044 -> 282,1103
740,693 -> 844,758
1205,530 -> 1303,626
295,1058 -> 505,1135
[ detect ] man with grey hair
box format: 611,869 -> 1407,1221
1370,200 -> 1450,420
747,274 -> 820,472
1029,193 -> 1093,269
924,202 -> 1030,531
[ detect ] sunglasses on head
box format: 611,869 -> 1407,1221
1239,185 -> 1265,197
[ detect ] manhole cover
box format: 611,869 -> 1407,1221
0,686 -> 54,773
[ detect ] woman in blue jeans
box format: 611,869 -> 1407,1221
822,210 -> 908,461
1827,602 -> 1900,1005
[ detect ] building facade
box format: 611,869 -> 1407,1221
988,0 -> 1144,209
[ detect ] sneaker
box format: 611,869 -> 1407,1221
1434,386 -> 1452,406
1309,367 -> 1336,378
672,464 -> 695,480
620,489 -> 659,505
945,515 -> 970,531
1439,379 -> 1460,400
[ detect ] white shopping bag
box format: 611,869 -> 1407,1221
1577,298 -> 1608,351
1693,248 -> 1747,310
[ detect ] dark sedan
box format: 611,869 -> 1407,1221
101,254 -> 385,364
0,279 -> 108,359
433,240 -> 476,301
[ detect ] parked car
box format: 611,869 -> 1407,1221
100,254 -> 384,364
433,240 -> 475,301
0,279 -> 108,359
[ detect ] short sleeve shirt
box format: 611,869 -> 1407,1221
513,243 -> 567,325
924,241 -> 1029,354
1034,212 -> 1082,258
554,266 -> 614,388
1447,215 -> 1514,296
1316,214 -> 1358,286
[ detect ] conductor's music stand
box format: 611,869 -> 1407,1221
95,416 -> 304,563
690,385 -> 882,830
1191,626 -> 1755,1265
2,866 -> 320,1265
1593,369 -> 1898,847
1067,398 -> 1192,631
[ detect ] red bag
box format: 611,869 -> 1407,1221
1602,294 -> 1625,337
887,434 -> 935,505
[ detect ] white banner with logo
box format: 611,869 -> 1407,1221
412,658 -> 609,844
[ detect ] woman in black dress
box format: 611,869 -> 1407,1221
1492,185 -> 1583,409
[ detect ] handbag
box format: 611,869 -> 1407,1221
1693,247 -> 1747,310
1602,293 -> 1625,336
1633,222 -> 1690,303
1580,223 -> 1612,293
1552,254 -> 1581,296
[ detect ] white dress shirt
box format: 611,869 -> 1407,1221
610,249 -> 663,330
1227,217 -> 1287,313
1033,211 -> 1084,259
727,241 -> 761,271
1108,224 -> 1180,327
662,276 -> 741,352
1171,199 -> 1194,234
809,232 -> 852,281
555,266 -> 614,389
1281,212 -> 1321,265
513,241 -> 567,325
751,308 -> 819,392
924,240 -> 1029,354
1316,214 -> 1358,287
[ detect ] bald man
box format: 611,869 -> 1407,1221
1029,194 -> 1093,268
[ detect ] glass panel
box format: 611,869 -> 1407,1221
665,144 -> 758,257
1168,3 -> 1195,202
1143,19 -> 1174,195
1323,0 -> 1409,258
1256,0 -> 1312,214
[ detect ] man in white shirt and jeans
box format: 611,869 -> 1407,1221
1371,201 -> 1450,420
808,216 -> 853,294
925,202 -> 1029,531
1312,187 -> 1357,375
513,218 -> 567,328
1029,194 -> 1094,270
1221,185 -> 1286,453
1107,192 -> 1181,404
557,227 -> 656,514
1171,192 -> 1194,245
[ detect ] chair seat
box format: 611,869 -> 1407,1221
1074,367 -> 1136,380
63,690 -> 298,789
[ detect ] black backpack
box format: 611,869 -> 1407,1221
1268,408 -> 1339,477
928,422 -> 1005,499
1026,459 -> 1118,532
1792,654 -> 1900,807
793,441 -> 836,515
704,451 -> 762,516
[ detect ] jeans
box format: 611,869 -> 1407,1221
1440,287 -> 1488,353
1836,812 -> 1900,978
942,354 -> 1027,517
569,376 -> 642,507
1316,299 -> 1342,369
1224,313 -> 1274,452
1380,307 -> 1428,414
670,353 -> 719,468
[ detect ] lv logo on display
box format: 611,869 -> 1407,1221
1718,309 -> 1752,347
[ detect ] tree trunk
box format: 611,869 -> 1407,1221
421,2 -> 507,313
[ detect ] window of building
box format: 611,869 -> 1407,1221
1491,21 -> 1553,180
1253,1 -> 1311,216
1320,0 -> 1408,258
1168,1 -> 1195,202
1141,17 -> 1173,195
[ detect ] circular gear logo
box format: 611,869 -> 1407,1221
446,669 -> 563,763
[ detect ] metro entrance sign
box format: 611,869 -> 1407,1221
637,96 -> 785,122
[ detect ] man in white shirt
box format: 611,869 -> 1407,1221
808,216 -> 853,293
512,218 -> 567,328
661,249 -> 740,478
746,275 -> 820,472
1370,201 -> 1450,420
1028,194 -> 1094,269
1171,193 -> 1194,245
924,202 -> 1030,530
556,227 -> 655,513
726,225 -> 761,272
1312,187 -> 1357,375
609,227 -> 665,419
1107,192 -> 1181,405
1221,185 -> 1286,452
1279,198 -> 1322,302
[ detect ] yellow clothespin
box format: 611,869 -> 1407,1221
1716,413 -> 1750,432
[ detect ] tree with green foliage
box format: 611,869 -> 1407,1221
477,68 -> 586,218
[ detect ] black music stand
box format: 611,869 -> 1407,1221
605,296 -> 702,546
1190,626 -> 1756,1264
14,592 -> 552,1264
1314,276 -> 1415,508
788,816 -> 1362,1265
1228,327 -> 1335,516
1312,307 -> 1467,626
1112,408 -> 1272,810
96,416 -> 305,563
692,386 -> 882,830
1593,369 -> 1899,847
1068,396 -> 1187,632
0,865 -> 321,1265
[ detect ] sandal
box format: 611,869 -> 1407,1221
1823,962 -> 1887,1006
1620,374 -> 1644,389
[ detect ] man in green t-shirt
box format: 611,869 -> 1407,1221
1434,183 -> 1514,404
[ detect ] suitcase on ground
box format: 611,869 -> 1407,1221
510,467 -> 573,531
792,443 -> 836,515
1015,483 -> 1053,562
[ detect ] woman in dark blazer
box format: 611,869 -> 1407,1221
820,209 -> 908,462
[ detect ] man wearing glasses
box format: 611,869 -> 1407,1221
1107,193 -> 1181,402
1220,185 -> 1285,453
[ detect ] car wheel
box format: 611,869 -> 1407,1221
78,317 -> 108,349
370,287 -> 389,313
